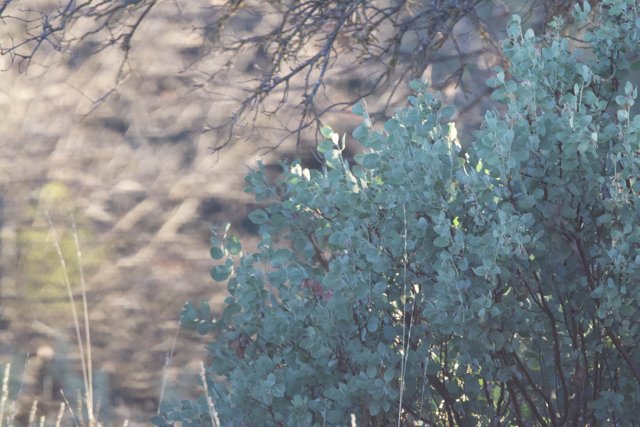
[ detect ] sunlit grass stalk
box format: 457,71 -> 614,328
28,400 -> 37,426
0,363 -> 9,426
60,390 -> 79,427
76,392 -> 85,426
0,363 -> 11,426
55,402 -> 66,427
45,212 -> 94,426
71,215 -> 94,423
200,361 -> 220,427
158,324 -> 180,413
397,203 -> 412,427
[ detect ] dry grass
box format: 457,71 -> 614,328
0,215 -> 129,427
45,212 -> 96,426
0,363 -> 12,425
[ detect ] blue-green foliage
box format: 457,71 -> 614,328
168,1 -> 640,425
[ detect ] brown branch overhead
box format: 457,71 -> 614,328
201,0 -> 489,150
0,0 -> 577,150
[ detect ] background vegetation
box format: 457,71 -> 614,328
177,2 -> 640,424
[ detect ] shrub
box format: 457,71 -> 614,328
173,1 -> 640,425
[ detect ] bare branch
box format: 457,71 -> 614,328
0,0 -> 578,150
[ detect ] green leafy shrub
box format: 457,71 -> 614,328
174,1 -> 640,425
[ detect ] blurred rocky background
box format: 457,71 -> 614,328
0,0 -> 577,424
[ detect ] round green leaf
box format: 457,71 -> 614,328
225,235 -> 242,255
248,209 -> 269,225
210,264 -> 231,281
210,246 -> 224,260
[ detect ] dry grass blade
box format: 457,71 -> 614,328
200,361 -> 220,427
397,202 -> 410,427
0,363 -> 9,426
157,324 -> 180,413
28,400 -> 38,426
55,402 -> 66,427
71,214 -> 94,424
60,390 -> 80,427
44,211 -> 95,426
